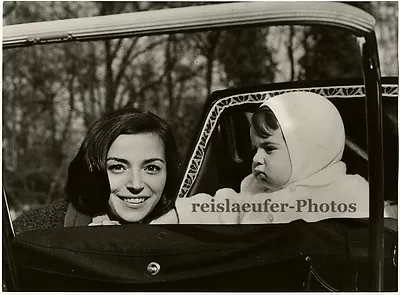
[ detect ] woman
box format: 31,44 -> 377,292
13,108 -> 180,234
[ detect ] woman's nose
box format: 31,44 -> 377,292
127,169 -> 144,194
127,186 -> 144,195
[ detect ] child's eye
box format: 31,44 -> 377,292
144,164 -> 161,174
107,164 -> 126,174
264,146 -> 277,154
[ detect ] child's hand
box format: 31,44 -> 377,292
89,214 -> 121,226
88,220 -> 121,226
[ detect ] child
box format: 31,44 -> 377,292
239,91 -> 370,223
176,91 -> 372,224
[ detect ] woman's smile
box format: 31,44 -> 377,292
118,195 -> 149,205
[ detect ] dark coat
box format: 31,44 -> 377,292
13,199 -> 69,236
12,199 -> 94,235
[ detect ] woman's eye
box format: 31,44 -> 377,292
107,164 -> 126,173
145,164 -> 161,174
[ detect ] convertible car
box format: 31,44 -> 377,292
2,2 -> 398,292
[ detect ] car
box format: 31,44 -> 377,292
2,1 -> 398,292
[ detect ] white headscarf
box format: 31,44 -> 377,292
260,91 -> 345,187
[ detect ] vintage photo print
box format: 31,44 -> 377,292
2,1 -> 398,292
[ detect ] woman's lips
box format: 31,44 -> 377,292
117,195 -> 149,205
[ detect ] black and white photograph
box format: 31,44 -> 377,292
2,1 -> 398,292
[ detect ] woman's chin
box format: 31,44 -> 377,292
118,214 -> 145,223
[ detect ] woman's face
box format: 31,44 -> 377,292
250,126 -> 292,192
106,133 -> 167,222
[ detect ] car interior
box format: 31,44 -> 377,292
185,79 -> 398,203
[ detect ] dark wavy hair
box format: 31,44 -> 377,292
65,108 -> 180,223
251,105 -> 280,138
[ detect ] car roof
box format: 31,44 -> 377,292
3,2 -> 375,49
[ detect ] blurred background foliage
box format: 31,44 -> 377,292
2,1 -> 398,219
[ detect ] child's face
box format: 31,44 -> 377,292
250,126 -> 292,192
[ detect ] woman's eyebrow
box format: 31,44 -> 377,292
143,158 -> 166,164
106,157 -> 128,164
